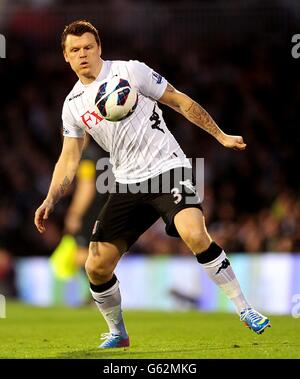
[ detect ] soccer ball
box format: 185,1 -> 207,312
95,76 -> 138,121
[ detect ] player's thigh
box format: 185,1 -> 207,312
174,207 -> 211,241
149,167 -> 204,238
90,191 -> 142,248
129,204 -> 160,246
92,190 -> 160,251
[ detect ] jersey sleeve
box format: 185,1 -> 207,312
128,60 -> 167,100
62,100 -> 85,138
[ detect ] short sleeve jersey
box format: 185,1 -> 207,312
62,60 -> 191,183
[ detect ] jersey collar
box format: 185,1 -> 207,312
81,59 -> 109,88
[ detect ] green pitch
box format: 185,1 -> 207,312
0,302 -> 299,359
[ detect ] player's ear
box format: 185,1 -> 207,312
63,50 -> 69,63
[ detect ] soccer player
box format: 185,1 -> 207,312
34,20 -> 270,348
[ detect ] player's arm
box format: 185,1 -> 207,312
34,136 -> 85,233
64,158 -> 96,234
158,83 -> 246,150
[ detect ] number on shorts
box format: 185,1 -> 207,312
171,187 -> 182,204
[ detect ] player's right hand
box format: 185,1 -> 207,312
34,200 -> 54,233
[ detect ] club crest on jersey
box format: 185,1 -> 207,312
152,71 -> 162,84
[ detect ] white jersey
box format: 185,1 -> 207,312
62,59 -> 191,183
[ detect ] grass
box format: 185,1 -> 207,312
0,302 -> 299,359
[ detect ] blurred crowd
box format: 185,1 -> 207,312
0,1 -> 300,270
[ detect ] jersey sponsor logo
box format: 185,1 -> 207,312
81,110 -> 104,129
152,71 -> 162,84
68,91 -> 84,101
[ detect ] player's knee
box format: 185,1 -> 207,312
181,228 -> 202,244
181,228 -> 211,253
85,257 -> 113,281
85,243 -> 114,280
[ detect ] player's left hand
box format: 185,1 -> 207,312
221,134 -> 247,150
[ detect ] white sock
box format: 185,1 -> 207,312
201,250 -> 251,314
90,279 -> 128,338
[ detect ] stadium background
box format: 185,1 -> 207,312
0,0 -> 300,314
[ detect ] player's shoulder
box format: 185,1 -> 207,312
108,59 -> 147,72
127,59 -> 148,71
63,80 -> 84,105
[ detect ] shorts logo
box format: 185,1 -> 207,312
92,220 -> 100,235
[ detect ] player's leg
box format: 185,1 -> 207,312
174,208 -> 251,312
174,207 -> 270,334
86,190 -> 160,348
150,167 -> 270,334
85,239 -> 126,285
85,238 -> 130,348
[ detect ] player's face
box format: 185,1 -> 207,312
64,32 -> 101,83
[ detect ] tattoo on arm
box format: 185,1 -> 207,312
162,83 -> 223,141
60,176 -> 71,196
185,101 -> 222,140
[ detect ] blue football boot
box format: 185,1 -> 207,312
98,333 -> 130,349
240,308 -> 271,334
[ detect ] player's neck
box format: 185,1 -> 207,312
78,59 -> 103,85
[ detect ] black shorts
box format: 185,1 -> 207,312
90,167 -> 203,249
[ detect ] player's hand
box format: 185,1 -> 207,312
221,134 -> 247,150
34,200 -> 54,233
